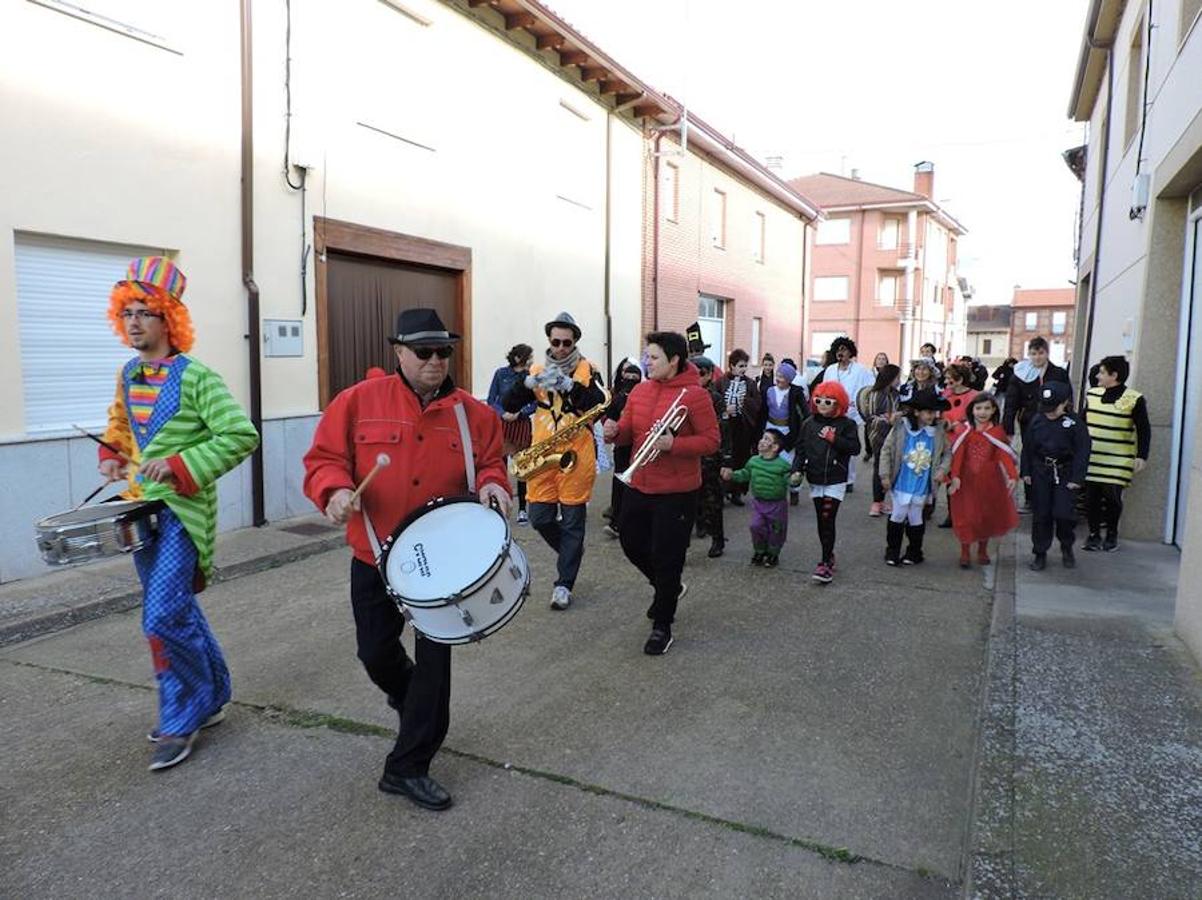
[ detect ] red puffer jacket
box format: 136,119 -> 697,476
614,364 -> 721,494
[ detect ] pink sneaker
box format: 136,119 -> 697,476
812,562 -> 834,584
869,502 -> 882,517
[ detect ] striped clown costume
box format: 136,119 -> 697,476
100,257 -> 259,740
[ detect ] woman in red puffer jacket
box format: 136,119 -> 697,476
603,331 -> 720,657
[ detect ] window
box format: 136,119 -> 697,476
698,295 -> 723,319
1025,312 -> 1038,331
878,273 -> 898,306
814,276 -> 849,301
753,211 -> 766,263
1052,311 -> 1067,335
27,0 -> 182,54
14,233 -> 165,433
751,317 -> 762,361
878,218 -> 899,250
663,162 -> 679,223
816,217 -> 850,245
711,189 -> 727,248
982,338 -> 993,355
812,331 -> 845,356
1125,16 -> 1145,148
932,282 -> 942,305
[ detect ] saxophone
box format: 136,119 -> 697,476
509,387 -> 612,481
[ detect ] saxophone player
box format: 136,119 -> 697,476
602,332 -> 720,656
503,312 -> 606,610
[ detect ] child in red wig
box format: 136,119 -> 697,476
790,381 -> 861,583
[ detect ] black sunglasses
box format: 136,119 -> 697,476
550,338 -> 574,348
409,345 -> 453,360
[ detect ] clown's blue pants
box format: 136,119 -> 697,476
134,507 -> 231,737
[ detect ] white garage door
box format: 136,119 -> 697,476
15,233 -> 164,434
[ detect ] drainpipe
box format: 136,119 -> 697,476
603,113 -> 613,379
854,212 -> 866,345
901,209 -> 918,363
1079,41 -> 1114,400
241,0 -> 266,526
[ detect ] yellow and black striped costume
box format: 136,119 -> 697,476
1084,386 -> 1143,486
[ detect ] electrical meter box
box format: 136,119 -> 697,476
263,319 -> 303,357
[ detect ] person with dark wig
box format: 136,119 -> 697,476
721,348 -> 761,505
821,337 -> 875,491
857,363 -> 902,517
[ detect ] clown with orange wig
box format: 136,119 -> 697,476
99,257 -> 259,771
788,381 -> 862,584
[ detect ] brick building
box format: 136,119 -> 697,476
1009,288 -> 1076,367
789,165 -> 967,367
645,115 -> 820,370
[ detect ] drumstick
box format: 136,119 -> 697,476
73,482 -> 110,510
348,453 -> 390,505
71,424 -> 132,464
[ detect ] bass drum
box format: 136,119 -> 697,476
378,496 -> 530,645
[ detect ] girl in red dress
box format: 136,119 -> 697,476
948,392 -> 1019,567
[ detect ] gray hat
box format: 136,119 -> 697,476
545,311 -> 581,340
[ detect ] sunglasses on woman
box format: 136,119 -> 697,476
814,397 -> 837,406
410,346 -> 454,360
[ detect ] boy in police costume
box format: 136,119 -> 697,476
1082,355 -> 1150,552
1020,381 -> 1091,571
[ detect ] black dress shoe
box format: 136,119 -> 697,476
378,773 -> 453,811
707,538 -> 725,558
1029,554 -> 1047,571
1061,546 -> 1077,569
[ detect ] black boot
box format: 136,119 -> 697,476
1061,543 -> 1077,569
902,524 -> 926,565
885,520 -> 905,566
1029,553 -> 1047,571
1102,530 -> 1119,552
1083,533 -> 1102,551
707,536 -> 725,558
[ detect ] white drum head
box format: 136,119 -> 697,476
383,501 -> 509,604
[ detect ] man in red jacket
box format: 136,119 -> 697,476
603,331 -> 720,655
302,308 -> 510,811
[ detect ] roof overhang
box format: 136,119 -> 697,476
1068,0 -> 1125,121
819,200 -> 967,235
445,0 -> 821,222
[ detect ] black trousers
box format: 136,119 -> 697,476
610,445 -> 633,524
1085,482 -> 1124,535
618,488 -> 696,629
350,558 -> 451,777
1029,470 -> 1078,554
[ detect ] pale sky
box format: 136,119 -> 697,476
546,0 -> 1091,304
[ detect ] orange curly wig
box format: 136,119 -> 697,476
107,283 -> 195,353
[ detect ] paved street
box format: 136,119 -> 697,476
4,476 -> 1200,898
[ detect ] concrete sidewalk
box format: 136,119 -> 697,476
968,531 -> 1202,898
1,477 -> 985,898
0,514 -> 345,647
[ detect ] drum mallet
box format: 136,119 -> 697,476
347,453 -> 391,505
71,424 -> 132,464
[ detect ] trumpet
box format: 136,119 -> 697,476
616,388 -> 689,485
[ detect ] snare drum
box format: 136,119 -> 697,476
378,496 -> 530,645
35,500 -> 164,566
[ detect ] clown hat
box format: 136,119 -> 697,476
115,256 -> 187,304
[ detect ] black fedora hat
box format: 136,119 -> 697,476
903,386 -> 951,412
387,308 -> 461,346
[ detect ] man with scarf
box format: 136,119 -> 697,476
1003,336 -> 1071,507
504,312 -> 606,610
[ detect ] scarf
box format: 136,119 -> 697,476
1012,359 -> 1047,383
544,346 -> 581,377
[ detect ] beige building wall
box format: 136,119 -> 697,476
0,0 -> 646,581
1070,0 -> 1202,661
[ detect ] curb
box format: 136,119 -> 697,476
961,530 -> 1019,898
0,533 -> 346,649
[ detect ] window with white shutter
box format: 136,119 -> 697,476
14,233 -> 167,434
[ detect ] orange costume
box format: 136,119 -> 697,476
525,356 -> 605,505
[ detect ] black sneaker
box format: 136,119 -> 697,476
148,732 -> 197,771
1103,534 -> 1119,552
1082,533 -> 1103,552
1029,553 -> 1047,571
707,538 -> 725,558
763,554 -> 779,568
1062,546 -> 1077,569
750,552 -> 765,566
148,705 -> 228,743
644,628 -> 674,655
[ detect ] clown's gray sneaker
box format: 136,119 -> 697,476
148,705 -> 227,743
148,732 -> 197,771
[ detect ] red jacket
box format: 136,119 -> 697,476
303,373 -> 509,566
614,364 -> 721,494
